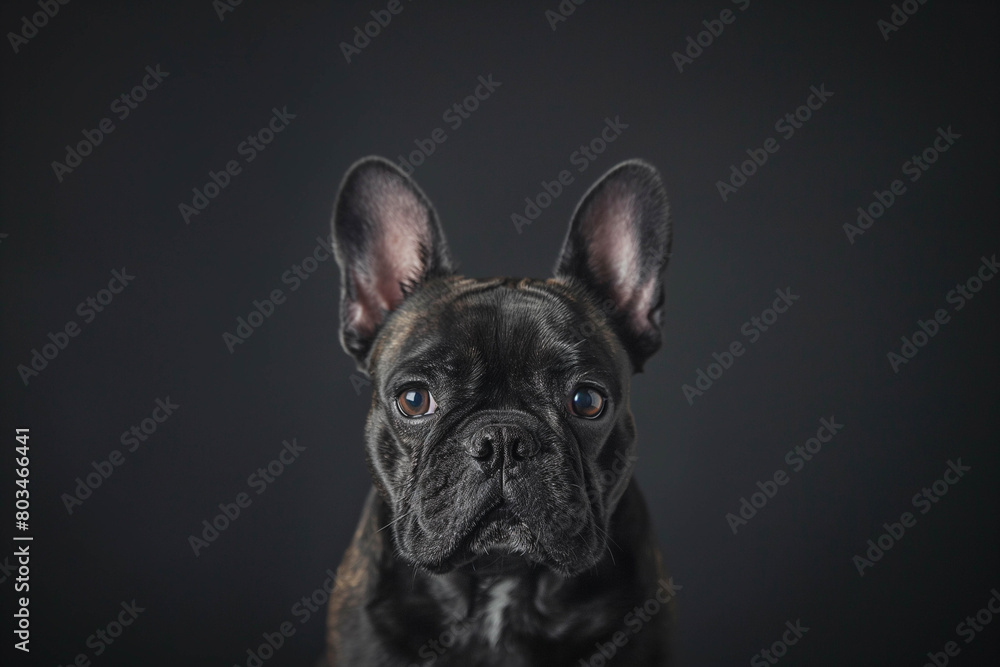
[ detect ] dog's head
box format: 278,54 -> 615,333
332,157 -> 671,576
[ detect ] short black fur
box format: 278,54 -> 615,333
324,158 -> 674,666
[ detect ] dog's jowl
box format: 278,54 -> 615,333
323,156 -> 674,666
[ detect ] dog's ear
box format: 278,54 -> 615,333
332,157 -> 454,368
554,160 -> 671,372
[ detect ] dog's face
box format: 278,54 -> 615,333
332,158 -> 671,577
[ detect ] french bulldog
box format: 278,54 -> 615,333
323,156 -> 675,666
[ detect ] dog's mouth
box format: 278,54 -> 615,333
401,458 -> 606,576
420,500 -> 599,576
441,504 -> 540,573
473,503 -> 518,531
463,504 -> 535,553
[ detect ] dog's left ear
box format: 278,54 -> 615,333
332,157 -> 454,368
554,160 -> 672,372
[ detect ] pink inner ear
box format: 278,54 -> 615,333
581,185 -> 657,332
347,179 -> 430,337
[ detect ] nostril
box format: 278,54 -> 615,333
513,436 -> 540,460
468,435 -> 493,460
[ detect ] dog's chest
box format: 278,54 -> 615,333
424,577 -> 536,665
479,578 -> 518,646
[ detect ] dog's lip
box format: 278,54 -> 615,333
476,504 -> 515,525
420,518 -> 593,576
413,496 -> 599,573
463,502 -> 521,549
449,536 -> 537,573
455,549 -> 536,576
468,497 -> 505,528
424,498 -> 505,564
437,501 -> 535,569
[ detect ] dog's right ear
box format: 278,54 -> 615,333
554,160 -> 671,372
332,157 -> 454,368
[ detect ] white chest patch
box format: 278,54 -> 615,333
482,579 -> 518,647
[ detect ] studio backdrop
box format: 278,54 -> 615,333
1,1 -> 997,665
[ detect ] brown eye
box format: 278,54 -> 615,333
570,388 -> 605,419
396,388 -> 437,418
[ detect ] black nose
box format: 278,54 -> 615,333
467,424 -> 540,465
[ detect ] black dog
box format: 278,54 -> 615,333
323,156 -> 675,666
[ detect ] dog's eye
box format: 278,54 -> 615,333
396,388 -> 437,417
569,388 -> 605,419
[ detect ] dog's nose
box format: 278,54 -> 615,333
467,424 -> 540,464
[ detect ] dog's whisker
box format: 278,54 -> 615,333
593,523 -> 623,553
376,510 -> 412,533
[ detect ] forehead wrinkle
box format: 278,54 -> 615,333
461,288 -> 609,381
544,277 -> 624,354
375,278 -> 624,389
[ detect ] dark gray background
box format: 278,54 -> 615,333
2,1 -> 998,665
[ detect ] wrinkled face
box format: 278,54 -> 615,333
333,156 -> 671,575
365,277 -> 637,576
